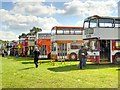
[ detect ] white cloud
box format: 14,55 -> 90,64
0,31 -> 18,41
1,9 -> 61,30
12,0 -> 45,2
64,0 -> 118,16
11,2 -> 65,16
0,9 -> 62,40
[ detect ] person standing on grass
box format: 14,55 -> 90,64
15,50 -> 18,58
2,50 -> 4,57
33,47 -> 40,68
8,50 -> 10,56
78,46 -> 87,69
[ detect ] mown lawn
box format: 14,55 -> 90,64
1,56 -> 119,88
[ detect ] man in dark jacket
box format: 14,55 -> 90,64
34,47 -> 40,68
78,46 -> 87,69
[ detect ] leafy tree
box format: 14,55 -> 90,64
31,27 -> 42,35
21,33 -> 27,38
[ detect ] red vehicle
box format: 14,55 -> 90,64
19,38 -> 28,56
36,33 -> 51,59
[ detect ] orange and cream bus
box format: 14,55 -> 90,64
83,15 -> 120,64
37,33 -> 51,59
51,26 -> 83,61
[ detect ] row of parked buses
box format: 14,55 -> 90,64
35,15 -> 120,64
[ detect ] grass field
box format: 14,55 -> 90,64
1,56 -> 119,88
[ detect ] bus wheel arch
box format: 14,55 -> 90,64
114,52 -> 120,64
70,53 -> 77,61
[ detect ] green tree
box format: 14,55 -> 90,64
21,33 -> 27,38
31,27 -> 42,35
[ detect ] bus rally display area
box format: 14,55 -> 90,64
1,0 -> 120,88
0,15 -> 120,89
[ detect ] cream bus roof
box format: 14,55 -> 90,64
52,26 -> 83,30
84,15 -> 120,21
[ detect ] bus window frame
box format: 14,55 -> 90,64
38,34 -> 51,39
71,43 -> 81,49
114,19 -> 120,28
74,30 -> 82,35
57,29 -> 64,35
84,39 -> 98,51
89,18 -> 97,28
98,18 -> 114,28
51,29 -> 56,36
90,39 -> 98,51
70,30 -> 75,34
56,28 -> 82,35
83,20 -> 90,29
63,29 -> 70,34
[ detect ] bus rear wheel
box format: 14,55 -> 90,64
70,53 -> 77,61
114,53 -> 120,64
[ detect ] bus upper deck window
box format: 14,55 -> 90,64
99,18 -> 114,28
64,30 -> 69,34
57,29 -> 63,34
84,21 -> 89,29
51,29 -> 56,35
70,30 -> 75,34
75,30 -> 82,35
90,19 -> 97,28
115,19 -> 120,28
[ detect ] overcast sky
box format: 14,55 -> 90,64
0,0 -> 119,41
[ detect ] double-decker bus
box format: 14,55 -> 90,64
19,38 -> 28,56
51,26 -> 83,61
37,32 -> 51,59
83,15 -> 120,64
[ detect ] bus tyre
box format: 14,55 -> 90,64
70,53 -> 77,61
114,53 -> 120,64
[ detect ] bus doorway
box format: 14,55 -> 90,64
39,45 -> 47,58
100,40 -> 110,62
58,43 -> 67,60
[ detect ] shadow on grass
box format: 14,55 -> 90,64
48,64 -> 118,72
117,68 -> 120,71
18,67 -> 34,71
48,65 -> 79,72
5,56 -> 33,61
21,60 -> 51,64
22,62 -> 34,64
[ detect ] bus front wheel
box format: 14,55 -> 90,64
114,53 -> 120,64
70,53 -> 77,61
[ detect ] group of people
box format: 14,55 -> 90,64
33,45 -> 88,69
1,49 -> 19,58
1,45 -> 87,69
1,50 -> 8,57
